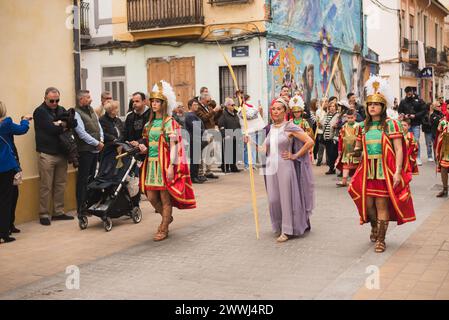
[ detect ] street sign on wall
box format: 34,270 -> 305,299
268,49 -> 280,66
419,67 -> 433,78
232,46 -> 249,57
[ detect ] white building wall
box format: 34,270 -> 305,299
81,37 -> 268,117
364,0 -> 402,99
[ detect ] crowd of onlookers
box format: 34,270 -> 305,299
0,86 -> 262,243
1,83 -> 448,244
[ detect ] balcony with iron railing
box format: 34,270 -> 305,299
401,38 -> 419,61
127,0 -> 204,34
80,1 -> 90,37
208,0 -> 250,4
426,46 -> 438,65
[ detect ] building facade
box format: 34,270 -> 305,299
0,0 -> 79,223
81,0 -> 374,117
365,0 -> 449,102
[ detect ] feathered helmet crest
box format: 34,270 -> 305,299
364,75 -> 393,109
149,80 -> 177,115
289,95 -> 305,113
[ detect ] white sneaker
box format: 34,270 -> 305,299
428,158 -> 434,162
417,159 -> 423,166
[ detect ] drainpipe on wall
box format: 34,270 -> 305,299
73,0 -> 81,94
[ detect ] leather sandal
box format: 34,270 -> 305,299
153,229 -> 168,242
276,233 -> 289,243
157,216 -> 173,233
375,220 -> 389,253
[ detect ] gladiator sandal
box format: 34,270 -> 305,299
153,215 -> 172,242
375,220 -> 389,253
157,216 -> 173,233
436,187 -> 448,198
369,218 -> 378,242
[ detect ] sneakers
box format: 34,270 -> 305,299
417,159 -> 423,166
428,157 -> 434,162
52,214 -> 75,221
40,217 -> 51,226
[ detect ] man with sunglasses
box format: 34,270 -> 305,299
33,87 -> 74,226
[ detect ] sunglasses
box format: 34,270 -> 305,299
48,99 -> 60,104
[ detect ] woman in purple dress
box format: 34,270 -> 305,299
248,98 -> 315,242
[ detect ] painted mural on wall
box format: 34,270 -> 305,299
267,0 -> 364,107
269,0 -> 362,52
268,35 -> 363,106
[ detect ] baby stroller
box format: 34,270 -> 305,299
78,142 -> 143,232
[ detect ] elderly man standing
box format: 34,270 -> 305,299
33,87 -> 74,226
74,90 -> 104,216
195,92 -> 222,180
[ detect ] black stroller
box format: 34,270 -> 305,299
78,142 -> 143,232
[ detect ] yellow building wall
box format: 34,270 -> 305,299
403,0 -> 447,49
111,0 -> 266,41
0,0 -> 77,223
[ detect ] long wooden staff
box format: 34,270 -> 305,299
217,41 -> 260,239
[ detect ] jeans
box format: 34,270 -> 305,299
424,132 -> 434,159
410,125 -> 421,161
244,132 -> 258,168
324,139 -> 338,172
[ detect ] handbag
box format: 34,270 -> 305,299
0,136 -> 23,185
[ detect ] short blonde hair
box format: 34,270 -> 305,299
0,101 -> 7,119
104,100 -> 120,114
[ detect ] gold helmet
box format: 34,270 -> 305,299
149,80 -> 177,114
364,75 -> 392,111
289,95 -> 305,113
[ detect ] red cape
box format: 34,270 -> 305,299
140,117 -> 196,209
405,132 -> 419,175
348,132 -> 416,225
434,120 -> 449,173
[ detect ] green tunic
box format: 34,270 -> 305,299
143,118 -> 174,188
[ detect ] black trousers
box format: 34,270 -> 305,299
221,137 -> 238,172
76,151 -> 99,213
324,139 -> 338,172
10,185 -> 18,228
0,170 -> 15,237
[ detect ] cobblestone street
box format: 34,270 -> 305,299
1,159 -> 448,300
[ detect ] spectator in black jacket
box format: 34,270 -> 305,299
218,98 -> 242,173
98,100 -> 124,178
399,87 -> 427,165
123,92 -> 152,207
430,100 -> 445,141
33,87 -> 74,226
185,99 -> 206,183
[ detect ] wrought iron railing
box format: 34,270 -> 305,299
408,40 -> 418,59
127,0 -> 204,31
80,1 -> 90,36
209,0 -> 250,4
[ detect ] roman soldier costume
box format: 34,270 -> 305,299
435,118 -> 449,197
348,76 -> 416,253
404,131 -> 419,175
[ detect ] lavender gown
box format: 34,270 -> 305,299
264,121 -> 315,236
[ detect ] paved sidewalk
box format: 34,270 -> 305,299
353,200 -> 449,300
1,162 -> 448,299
